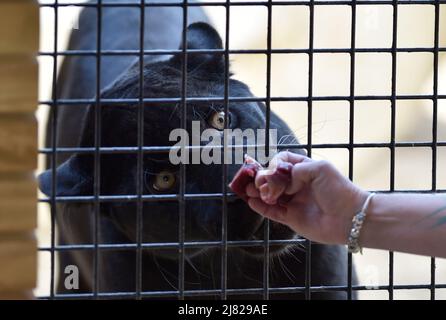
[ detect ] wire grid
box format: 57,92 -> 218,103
37,0 -> 446,299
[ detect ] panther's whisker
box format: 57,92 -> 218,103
152,254 -> 178,291
277,252 -> 296,282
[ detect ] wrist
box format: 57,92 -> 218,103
347,192 -> 375,253
351,189 -> 371,219
339,188 -> 370,246
358,193 -> 401,250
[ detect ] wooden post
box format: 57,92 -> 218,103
0,0 -> 39,299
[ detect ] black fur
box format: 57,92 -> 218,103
39,0 -> 355,299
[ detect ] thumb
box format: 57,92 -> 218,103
284,160 -> 319,195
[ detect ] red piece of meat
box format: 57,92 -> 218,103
228,155 -> 262,201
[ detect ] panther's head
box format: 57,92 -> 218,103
39,22 -> 298,260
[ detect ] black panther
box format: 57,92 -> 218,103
39,0 -> 354,299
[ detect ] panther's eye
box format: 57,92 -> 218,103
209,111 -> 228,130
153,171 -> 176,192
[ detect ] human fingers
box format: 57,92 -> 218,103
245,182 -> 260,198
269,151 -> 309,167
247,198 -> 287,223
284,160 -> 322,195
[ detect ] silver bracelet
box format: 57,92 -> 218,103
347,192 -> 375,254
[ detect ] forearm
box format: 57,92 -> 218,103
359,193 -> 446,258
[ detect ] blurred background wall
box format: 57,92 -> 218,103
0,0 -> 38,299
36,0 -> 446,299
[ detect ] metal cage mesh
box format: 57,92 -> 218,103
37,0 -> 446,300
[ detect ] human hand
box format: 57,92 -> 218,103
245,152 -> 369,245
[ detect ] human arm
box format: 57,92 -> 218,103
243,152 -> 446,258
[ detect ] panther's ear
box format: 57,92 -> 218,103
38,155 -> 92,197
171,22 -> 225,74
181,22 -> 223,51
